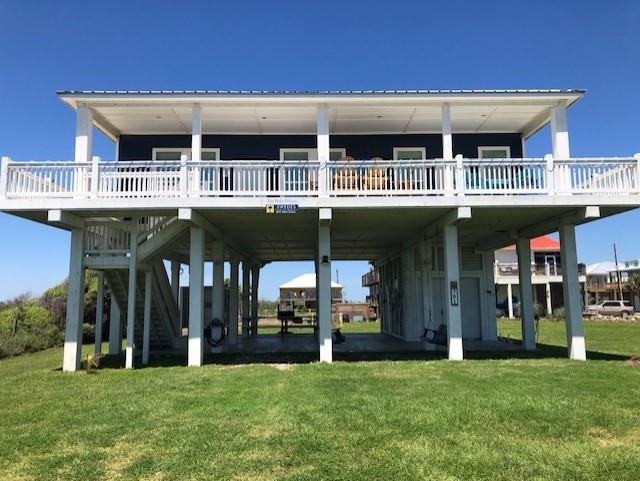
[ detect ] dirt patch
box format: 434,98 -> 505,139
269,363 -> 294,371
624,355 -> 640,366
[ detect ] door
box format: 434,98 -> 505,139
545,255 -> 557,276
431,276 -> 482,339
461,277 -> 482,339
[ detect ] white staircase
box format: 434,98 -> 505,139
105,259 -> 180,350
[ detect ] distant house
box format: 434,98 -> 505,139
279,273 -> 342,311
495,235 -> 587,316
586,261 -> 640,310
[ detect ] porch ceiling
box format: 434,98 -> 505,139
144,204 -> 631,263
58,90 -> 584,139
9,204 -> 630,264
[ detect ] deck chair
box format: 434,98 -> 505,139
422,324 -> 448,346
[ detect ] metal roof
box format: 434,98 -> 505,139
57,88 -> 585,96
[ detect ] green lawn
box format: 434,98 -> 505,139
0,321 -> 639,481
498,318 -> 640,357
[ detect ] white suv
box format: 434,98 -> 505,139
586,300 -> 635,318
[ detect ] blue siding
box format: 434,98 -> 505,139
118,133 -> 523,161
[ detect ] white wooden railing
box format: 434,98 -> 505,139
1,156 -> 639,200
85,222 -> 130,254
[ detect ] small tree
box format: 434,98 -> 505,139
626,274 -> 640,306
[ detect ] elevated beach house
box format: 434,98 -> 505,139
1,89 -> 638,370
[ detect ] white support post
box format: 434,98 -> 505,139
94,271 -> 105,356
443,224 -> 463,360
211,240 -> 225,345
480,250 -> 498,341
0,156 -> 10,199
180,153 -> 188,198
550,104 -> 570,159
108,293 -> 122,355
317,104 -> 330,197
551,104 -> 571,195
90,155 -> 101,199
507,283 -> 514,319
62,227 -> 86,372
250,264 -> 260,335
455,154 -> 464,196
188,226 -> 205,366
545,154 -> 555,195
441,103 -> 454,195
142,270 -> 152,365
545,282 -> 553,316
516,239 -> 536,350
171,261 -> 181,304
125,218 -> 139,369
441,103 -> 453,160
191,104 -> 202,197
74,105 -> 93,163
559,224 -> 586,360
228,254 -> 239,344
317,208 -> 333,363
242,261 -> 251,337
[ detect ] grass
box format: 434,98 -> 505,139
498,318 -> 640,357
0,321 -> 639,480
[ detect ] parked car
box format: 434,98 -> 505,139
585,300 -> 635,318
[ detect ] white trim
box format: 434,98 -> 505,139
393,147 -> 426,160
152,147 -> 220,160
107,129 -> 536,136
478,146 -> 512,159
279,148 -> 347,161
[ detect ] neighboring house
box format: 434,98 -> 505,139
494,235 -> 587,317
1,88 -> 638,371
362,267 -> 380,320
279,273 -> 342,311
586,260 -> 640,310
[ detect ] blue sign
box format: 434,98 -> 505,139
274,203 -> 298,214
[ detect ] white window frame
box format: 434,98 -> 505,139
152,147 -> 220,160
279,148 -> 347,161
478,146 -> 511,159
393,147 -> 426,160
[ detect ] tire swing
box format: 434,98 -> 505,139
204,318 -> 226,347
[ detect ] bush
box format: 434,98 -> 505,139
533,302 -> 545,318
0,303 -> 63,357
550,307 -> 565,321
82,323 -> 95,344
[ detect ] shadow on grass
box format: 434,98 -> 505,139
94,343 -> 628,370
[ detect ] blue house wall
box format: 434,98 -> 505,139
118,133 -> 523,160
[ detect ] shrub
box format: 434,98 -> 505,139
0,304 -> 63,357
550,307 -> 566,321
533,302 -> 545,318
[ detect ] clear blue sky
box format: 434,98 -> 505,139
1,0 -> 639,301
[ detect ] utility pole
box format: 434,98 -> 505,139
614,243 -> 624,300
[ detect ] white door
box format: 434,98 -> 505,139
431,276 -> 481,339
461,277 -> 482,339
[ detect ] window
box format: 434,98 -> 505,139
478,146 -> 511,159
280,148 -> 347,161
152,148 -> 220,160
330,149 -> 347,161
393,147 -> 426,160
